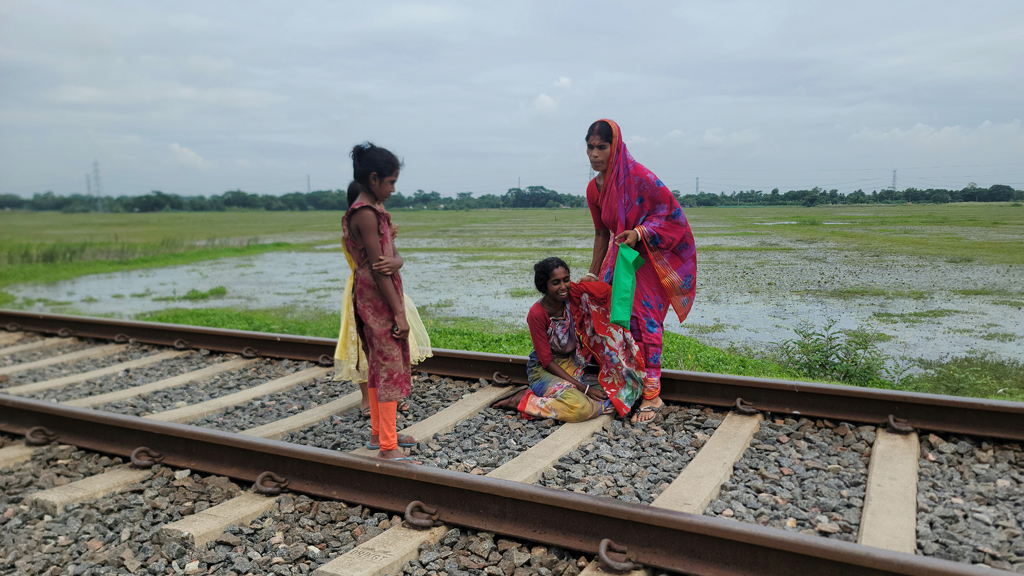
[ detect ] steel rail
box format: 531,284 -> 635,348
4,309 -> 1023,440
0,395 -> 994,576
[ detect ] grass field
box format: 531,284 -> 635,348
2,203 -> 1022,401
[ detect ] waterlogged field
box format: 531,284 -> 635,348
1,204 -> 1022,399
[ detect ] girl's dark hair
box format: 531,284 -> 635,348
585,120 -> 613,144
347,142 -> 403,206
534,257 -> 570,293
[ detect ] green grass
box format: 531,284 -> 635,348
903,354 -> 1024,402
120,305 -> 1024,401
0,243 -> 295,289
682,322 -> 730,335
508,287 -> 535,298
138,307 -> 340,338
699,246 -> 797,252
872,309 -> 960,323
980,332 -> 1016,343
134,305 -> 797,379
993,300 -> 1024,308
20,297 -> 73,307
0,291 -> 15,307
799,288 -> 932,300
951,288 -> 1018,296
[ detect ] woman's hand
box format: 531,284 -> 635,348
372,255 -> 403,276
579,273 -> 598,283
586,386 -> 608,401
392,315 -> 410,340
614,229 -> 639,248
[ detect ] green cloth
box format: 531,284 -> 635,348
610,244 -> 645,328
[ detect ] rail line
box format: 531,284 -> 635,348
1,310 -> 1021,575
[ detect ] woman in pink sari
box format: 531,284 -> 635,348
580,119 -> 696,423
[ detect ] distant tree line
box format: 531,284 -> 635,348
2,182 -> 1020,213
0,185 -> 588,213
673,183 -> 1022,208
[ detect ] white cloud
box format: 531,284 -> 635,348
170,143 -> 204,167
555,76 -> 571,89
850,120 -> 1024,151
702,128 -> 758,147
533,93 -> 556,112
628,136 -> 649,146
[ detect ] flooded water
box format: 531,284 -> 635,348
8,236 -> 1023,365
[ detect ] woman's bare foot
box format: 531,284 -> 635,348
630,396 -> 664,423
490,389 -> 527,411
377,448 -> 421,464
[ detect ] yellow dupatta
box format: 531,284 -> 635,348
333,243 -> 432,383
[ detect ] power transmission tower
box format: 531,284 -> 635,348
696,177 -> 699,195
890,169 -> 897,191
92,160 -> 103,212
86,175 -> 91,196
307,175 -> 311,193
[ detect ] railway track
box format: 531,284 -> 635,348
0,310 -> 1022,575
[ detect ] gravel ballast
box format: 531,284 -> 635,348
99,359 -> 312,417
193,377 -> 357,433
283,374 -> 475,452
183,494 -> 400,576
0,444 -> 127,508
416,408 -> 559,474
0,333 -> 43,350
24,352 -> 232,403
397,528 -> 648,576
0,433 -> 19,450
916,433 -> 1024,570
703,417 -> 872,542
0,339 -> 95,370
7,345 -> 160,386
0,464 -> 246,576
534,405 -> 725,505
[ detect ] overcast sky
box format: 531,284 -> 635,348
2,1 -> 1023,198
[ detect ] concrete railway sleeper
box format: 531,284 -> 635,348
0,320 -> 1022,573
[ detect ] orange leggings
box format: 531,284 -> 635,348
367,387 -> 398,451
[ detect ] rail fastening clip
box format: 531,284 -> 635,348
887,414 -> 915,435
597,539 -> 636,573
255,471 -> 290,495
25,426 -> 59,446
734,398 -> 758,415
404,501 -> 440,529
130,447 -> 165,468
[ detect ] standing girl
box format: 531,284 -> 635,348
342,142 -> 417,462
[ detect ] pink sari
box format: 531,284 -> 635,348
587,119 -> 696,392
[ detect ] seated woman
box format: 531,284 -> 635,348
491,257 -> 648,422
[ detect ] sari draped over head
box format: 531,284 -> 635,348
591,119 -> 697,329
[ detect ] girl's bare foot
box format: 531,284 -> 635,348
631,396 -> 664,423
367,434 -> 417,449
377,448 -> 421,464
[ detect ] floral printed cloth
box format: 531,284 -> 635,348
342,201 -> 411,403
